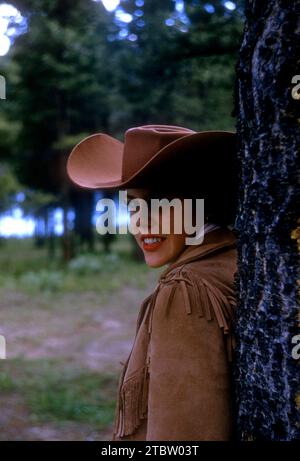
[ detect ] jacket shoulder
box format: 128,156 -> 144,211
158,264 -> 236,361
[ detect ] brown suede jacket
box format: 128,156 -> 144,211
111,227 -> 237,441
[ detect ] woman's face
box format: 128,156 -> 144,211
126,188 -> 188,268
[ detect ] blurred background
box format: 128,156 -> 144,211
0,0 -> 244,440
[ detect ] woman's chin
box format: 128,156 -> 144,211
137,235 -> 187,268
143,252 -> 167,268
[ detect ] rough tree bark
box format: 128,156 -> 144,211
234,0 -> 300,440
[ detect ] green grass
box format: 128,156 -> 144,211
0,235 -> 154,294
0,371 -> 16,392
0,358 -> 119,428
0,236 -> 160,436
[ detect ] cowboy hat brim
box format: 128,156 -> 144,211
67,130 -> 237,191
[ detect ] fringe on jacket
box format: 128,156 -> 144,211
113,266 -> 236,438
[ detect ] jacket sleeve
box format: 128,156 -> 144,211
146,270 -> 235,441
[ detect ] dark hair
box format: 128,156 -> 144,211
164,187 -> 236,227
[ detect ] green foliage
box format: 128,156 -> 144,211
1,358 -> 118,428
52,133 -> 90,151
21,189 -> 56,216
6,0 -> 112,193
0,116 -> 20,160
3,0 -> 244,179
28,368 -> 116,427
0,236 -> 152,294
0,1 -> 244,256
107,0 -> 244,129
19,269 -> 64,292
0,372 -> 16,393
68,253 -> 119,275
0,163 -> 21,211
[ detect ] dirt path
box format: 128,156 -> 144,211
0,276 -> 157,440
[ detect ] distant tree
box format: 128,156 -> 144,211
1,0 -> 245,259
0,164 -> 20,212
109,0 -> 244,131
6,0 -> 113,259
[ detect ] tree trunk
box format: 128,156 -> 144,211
72,189 -> 95,252
234,0 -> 299,440
61,180 -> 73,263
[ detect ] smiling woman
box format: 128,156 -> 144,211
67,124 -> 239,441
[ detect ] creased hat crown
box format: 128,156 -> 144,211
122,125 -> 195,180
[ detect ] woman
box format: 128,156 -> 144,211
67,125 -> 238,441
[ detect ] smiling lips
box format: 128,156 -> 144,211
141,235 -> 167,252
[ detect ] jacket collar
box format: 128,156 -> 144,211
159,227 -> 237,280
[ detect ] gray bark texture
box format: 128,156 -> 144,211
234,0 -> 300,441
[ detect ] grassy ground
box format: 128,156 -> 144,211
0,236 -> 160,440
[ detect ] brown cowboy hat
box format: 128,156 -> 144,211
67,125 -> 238,224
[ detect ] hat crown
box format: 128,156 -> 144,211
122,124 -> 195,181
